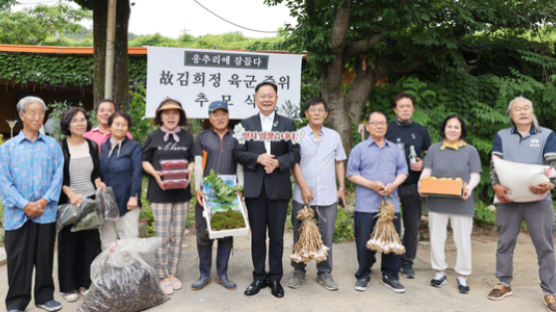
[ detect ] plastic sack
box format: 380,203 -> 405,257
96,187 -> 120,222
71,210 -> 102,232
56,204 -> 81,230
493,157 -> 552,203
78,198 -> 97,218
78,237 -> 168,312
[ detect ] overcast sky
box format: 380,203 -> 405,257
15,0 -> 296,39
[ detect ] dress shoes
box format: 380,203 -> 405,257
269,280 -> 284,298
244,279 -> 268,296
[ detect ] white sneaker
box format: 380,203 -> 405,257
63,291 -> 79,302
160,280 -> 174,295
170,276 -> 183,290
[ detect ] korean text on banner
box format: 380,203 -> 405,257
146,47 -> 303,120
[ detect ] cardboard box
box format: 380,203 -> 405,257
419,176 -> 464,198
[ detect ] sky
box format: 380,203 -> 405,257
14,0 -> 297,39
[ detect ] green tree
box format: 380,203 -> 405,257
267,0 -> 555,152
0,3 -> 90,45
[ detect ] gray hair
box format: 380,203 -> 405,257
16,96 -> 46,114
506,96 -> 539,129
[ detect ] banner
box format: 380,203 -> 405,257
146,47 -> 303,120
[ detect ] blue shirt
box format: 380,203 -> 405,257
0,132 -> 64,230
346,138 -> 408,213
294,126 -> 347,206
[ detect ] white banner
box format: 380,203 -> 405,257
146,47 -> 303,120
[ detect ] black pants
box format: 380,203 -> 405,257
5,221 -> 56,311
195,203 -> 233,249
398,184 -> 422,265
58,226 -> 101,293
354,211 -> 401,280
245,191 -> 288,282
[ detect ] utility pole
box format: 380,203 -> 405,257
104,0 -> 116,99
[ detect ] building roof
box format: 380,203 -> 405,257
0,44 -> 305,57
0,44 -> 146,55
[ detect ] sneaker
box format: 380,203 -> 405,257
430,274 -> 447,288
169,276 -> 183,290
63,291 -> 79,302
79,287 -> 90,296
457,276 -> 470,294
401,263 -> 415,279
381,275 -> 405,293
286,270 -> 305,289
159,280 -> 174,295
36,300 -> 62,312
317,272 -> 339,291
544,294 -> 556,312
354,277 -> 370,291
487,283 -> 512,301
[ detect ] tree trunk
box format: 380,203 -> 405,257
91,0 -> 129,111
92,1 -> 106,109
322,1 -> 353,154
113,0 -> 130,112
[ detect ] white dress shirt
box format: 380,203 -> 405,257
259,111 -> 275,154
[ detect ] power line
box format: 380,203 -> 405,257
192,0 -> 281,34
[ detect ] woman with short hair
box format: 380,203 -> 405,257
420,115 -> 481,294
98,112 -> 142,250
58,107 -> 104,302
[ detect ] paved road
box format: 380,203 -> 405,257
0,228 -> 549,312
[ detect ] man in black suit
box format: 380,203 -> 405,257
234,81 -> 300,298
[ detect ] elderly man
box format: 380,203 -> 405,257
84,99 -> 131,151
234,82 -> 300,298
385,92 -> 430,279
287,97 -> 346,291
347,111 -> 408,293
192,101 -> 243,291
0,96 -> 64,312
488,96 -> 556,311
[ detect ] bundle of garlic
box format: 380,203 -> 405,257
290,205 -> 329,263
366,200 -> 405,255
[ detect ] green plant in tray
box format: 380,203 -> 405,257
203,169 -> 245,230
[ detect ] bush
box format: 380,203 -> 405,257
333,206 -> 354,242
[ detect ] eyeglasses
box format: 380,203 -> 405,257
368,121 -> 387,126
308,108 -> 326,113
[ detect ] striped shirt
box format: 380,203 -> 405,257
0,131 -> 64,230
68,142 -> 95,198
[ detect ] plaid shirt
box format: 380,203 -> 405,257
0,132 -> 64,230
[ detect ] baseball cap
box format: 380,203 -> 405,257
208,101 -> 228,113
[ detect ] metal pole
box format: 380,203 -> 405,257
104,0 -> 116,99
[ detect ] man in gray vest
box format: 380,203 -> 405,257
488,96 -> 556,312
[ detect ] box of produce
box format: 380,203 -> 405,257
161,169 -> 189,181
160,159 -> 187,171
161,179 -> 189,190
419,176 -> 464,198
202,170 -> 249,239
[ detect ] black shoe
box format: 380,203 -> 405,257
457,277 -> 470,294
430,274 -> 447,288
244,279 -> 268,296
401,263 -> 415,279
269,280 -> 284,298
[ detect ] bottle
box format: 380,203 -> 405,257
395,138 -> 405,156
409,145 -> 417,164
